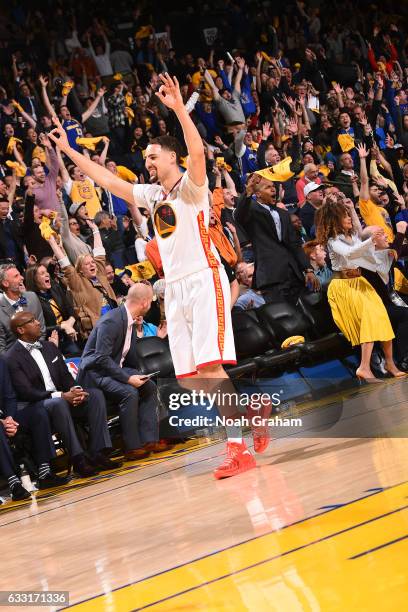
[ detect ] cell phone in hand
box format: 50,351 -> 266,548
141,371 -> 160,379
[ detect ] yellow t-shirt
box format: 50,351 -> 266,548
359,198 -> 394,242
70,179 -> 101,219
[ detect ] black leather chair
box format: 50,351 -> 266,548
256,301 -> 351,364
298,292 -> 338,337
131,337 -> 175,378
231,310 -> 300,374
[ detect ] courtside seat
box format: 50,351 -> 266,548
224,359 -> 257,378
231,310 -> 300,373
255,301 -> 349,363
131,337 -> 175,379
298,292 -> 338,337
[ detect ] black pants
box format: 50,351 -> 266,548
92,368 -> 158,451
42,388 -> 111,458
1,402 -> 56,479
387,303 -> 408,362
262,268 -> 305,306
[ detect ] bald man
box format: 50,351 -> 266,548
77,283 -> 168,460
6,310 -> 115,478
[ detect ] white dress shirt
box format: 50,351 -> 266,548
18,340 -> 62,398
120,304 -> 135,367
259,203 -> 282,241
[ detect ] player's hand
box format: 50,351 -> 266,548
49,116 -> 71,153
155,73 -> 184,111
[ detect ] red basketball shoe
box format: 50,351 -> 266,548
247,399 -> 272,454
213,441 -> 256,479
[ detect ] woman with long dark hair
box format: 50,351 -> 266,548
315,196 -> 405,382
25,263 -> 81,356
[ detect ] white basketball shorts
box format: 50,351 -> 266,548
164,266 -> 237,377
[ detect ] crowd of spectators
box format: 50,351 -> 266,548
1,0 -> 408,500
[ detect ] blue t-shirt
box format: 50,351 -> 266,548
141,321 -> 158,337
62,119 -> 83,152
395,210 -> 408,223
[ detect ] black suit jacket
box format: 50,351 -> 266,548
5,341 -> 74,402
78,305 -> 134,385
0,217 -> 25,269
0,357 -> 18,418
234,194 -> 309,289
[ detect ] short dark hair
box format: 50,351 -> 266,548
94,210 -> 110,226
150,135 -> 183,164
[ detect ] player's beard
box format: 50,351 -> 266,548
149,169 -> 158,184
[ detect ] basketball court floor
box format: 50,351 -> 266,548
0,377 -> 407,611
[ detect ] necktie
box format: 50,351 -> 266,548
12,296 -> 28,310
25,342 -> 42,353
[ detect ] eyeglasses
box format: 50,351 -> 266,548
20,317 -> 36,326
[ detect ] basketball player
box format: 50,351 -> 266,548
49,73 -> 269,478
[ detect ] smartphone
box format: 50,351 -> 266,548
141,371 -> 160,379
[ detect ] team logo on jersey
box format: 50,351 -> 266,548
153,202 -> 177,239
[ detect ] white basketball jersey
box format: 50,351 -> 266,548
132,173 -> 221,283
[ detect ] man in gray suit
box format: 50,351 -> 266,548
78,282 -> 169,460
0,263 -> 47,353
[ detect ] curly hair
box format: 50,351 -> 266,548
315,197 -> 352,246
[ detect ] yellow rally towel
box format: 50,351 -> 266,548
32,145 -> 47,164
135,26 -> 152,40
118,261 -> 156,281
125,92 -> 134,107
11,99 -> 24,113
75,137 -> 103,151
5,160 -> 26,177
125,107 -> 134,124
6,137 -> 22,155
215,156 -> 232,172
39,214 -> 57,241
255,157 -> 294,182
337,133 -> 355,152
117,165 -> 137,183
261,51 -> 274,63
113,73 -> 123,81
394,268 -> 408,295
281,335 -> 305,349
62,81 -> 74,96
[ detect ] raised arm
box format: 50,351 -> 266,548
233,57 -> 245,95
12,99 -> 37,129
48,116 -> 134,203
39,75 -> 55,117
56,147 -> 70,184
98,136 -> 110,166
81,87 -> 107,123
155,73 -> 206,186
357,143 -> 370,201
204,69 -> 220,101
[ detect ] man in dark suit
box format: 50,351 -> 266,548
78,283 -> 167,460
0,357 -> 67,499
6,311 -> 117,477
234,174 -> 319,304
0,263 -> 46,353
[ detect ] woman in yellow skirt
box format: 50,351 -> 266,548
315,197 -> 404,382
